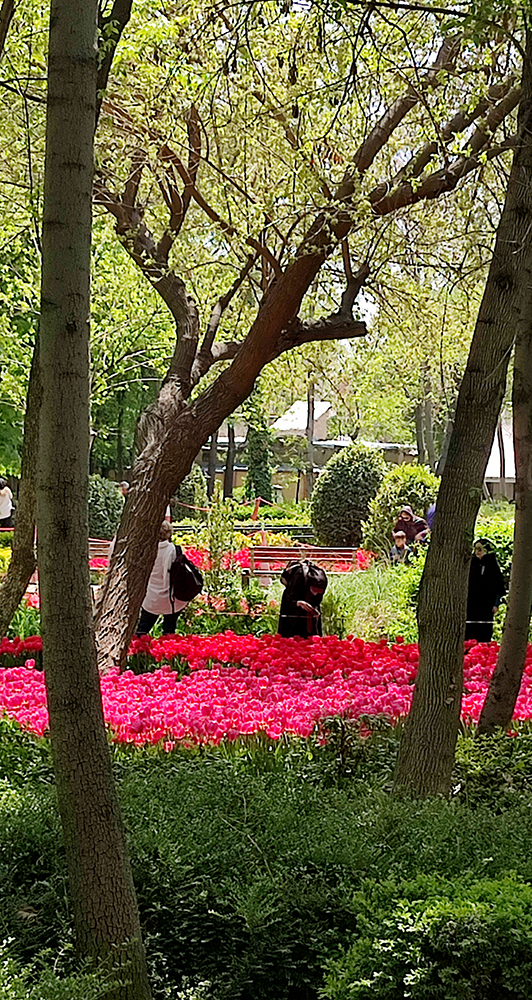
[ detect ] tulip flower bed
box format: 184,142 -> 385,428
1,633 -> 531,746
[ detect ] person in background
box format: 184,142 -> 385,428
465,538 -> 506,642
136,521 -> 185,636
390,530 -> 412,565
278,560 -> 328,638
119,481 -> 129,497
393,504 -> 429,544
0,477 -> 14,528
426,502 -> 436,531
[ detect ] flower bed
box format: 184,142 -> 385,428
0,634 -> 530,747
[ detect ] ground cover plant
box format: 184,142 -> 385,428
3,714 -> 532,1000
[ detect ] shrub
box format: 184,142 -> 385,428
362,464 -> 439,556
311,445 -> 386,546
173,465 -> 209,521
87,474 -> 123,540
323,874 -> 532,1000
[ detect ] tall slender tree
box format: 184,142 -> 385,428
394,15 -> 532,795
37,0 -> 150,993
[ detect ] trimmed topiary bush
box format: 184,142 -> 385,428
173,464 -> 209,521
362,463 -> 439,556
310,444 -> 386,546
87,474 -> 124,539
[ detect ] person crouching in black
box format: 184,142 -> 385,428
465,538 -> 506,642
278,560 -> 328,638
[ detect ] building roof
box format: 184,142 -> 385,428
271,400 -> 332,433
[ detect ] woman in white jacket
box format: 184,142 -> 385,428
136,521 -> 187,636
0,478 -> 13,528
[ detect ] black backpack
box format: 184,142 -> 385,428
169,545 -> 203,605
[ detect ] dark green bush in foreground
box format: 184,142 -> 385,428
323,875 -> 532,1000
4,719 -> 532,999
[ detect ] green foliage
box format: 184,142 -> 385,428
87,474 -> 124,540
362,464 -> 439,556
0,529 -> 14,547
244,423 -> 274,504
323,874 -> 532,1000
8,726 -> 532,998
7,602 -> 41,640
173,465 -> 209,521
318,561 -> 422,642
0,947 -> 119,1000
311,445 -> 386,546
474,507 -> 514,583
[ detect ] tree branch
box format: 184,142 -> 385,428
353,35 -> 462,174
97,0 -> 134,118
0,0 -> 15,61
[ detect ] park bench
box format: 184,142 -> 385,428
89,538 -> 112,560
245,545 -> 358,582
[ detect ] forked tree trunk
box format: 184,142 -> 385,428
477,323 -> 532,734
37,2 -> 150,994
94,249 -> 331,671
0,343 -> 40,635
394,29 -> 532,796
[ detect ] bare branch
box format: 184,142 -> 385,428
372,136 -> 517,215
97,0 -> 134,119
0,0 -> 15,61
246,236 -> 282,279
273,316 -> 367,358
353,35 -> 462,174
370,78 -> 519,206
123,147 -> 146,209
158,144 -> 236,237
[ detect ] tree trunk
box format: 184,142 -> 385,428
37,2 -> 150,994
95,247 -> 330,671
207,430 -> 218,498
415,403 -> 426,465
0,0 -> 133,639
477,323 -> 532,734
223,423 -> 236,499
394,28 -> 532,796
0,343 -> 40,636
306,382 -> 315,499
424,373 -> 437,471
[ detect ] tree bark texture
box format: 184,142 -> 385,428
223,423 -> 236,499
394,28 -> 532,796
0,342 -> 40,636
478,314 -> 532,734
37,2 -> 150,995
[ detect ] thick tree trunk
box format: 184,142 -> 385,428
0,343 -> 40,636
37,3 -> 150,995
477,325 -> 532,734
223,423 -> 236,499
394,30 -> 532,796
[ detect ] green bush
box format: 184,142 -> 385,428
87,474 -> 124,540
173,465 -> 209,521
323,874 -> 532,1000
0,529 -> 13,547
362,464 -> 439,556
311,445 -> 386,546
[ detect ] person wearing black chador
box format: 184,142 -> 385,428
278,560 -> 328,638
465,538 -> 506,642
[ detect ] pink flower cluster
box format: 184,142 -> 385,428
1,634 -> 531,747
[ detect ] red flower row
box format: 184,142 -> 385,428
0,633 -> 527,747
